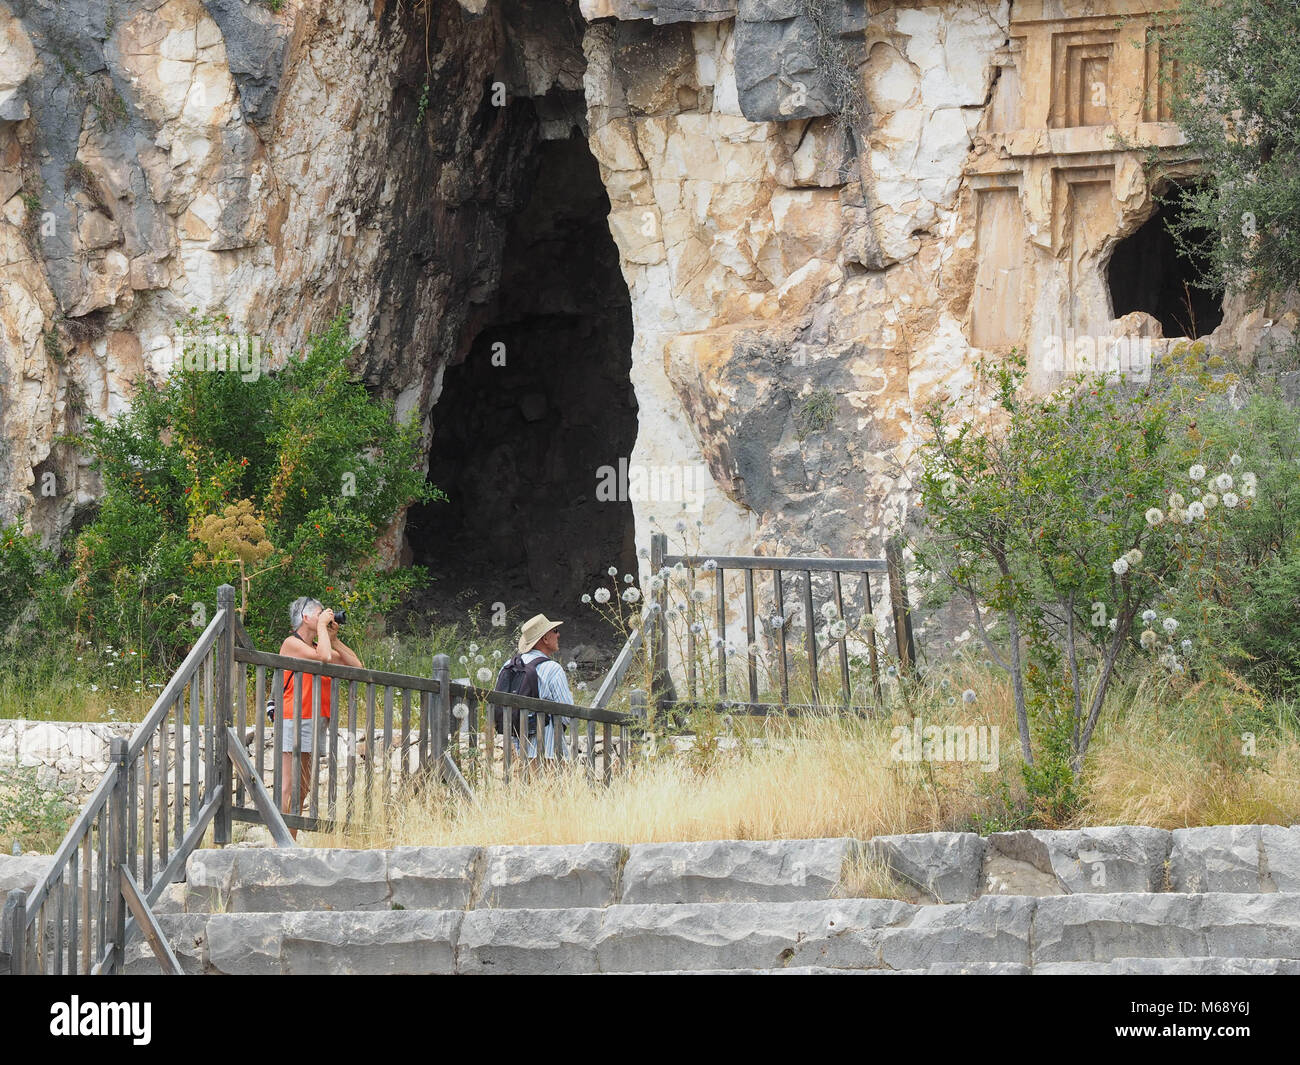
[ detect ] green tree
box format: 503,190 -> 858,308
1162,0 -> 1300,299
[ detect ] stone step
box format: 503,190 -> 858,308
123,892 -> 1300,975
176,824 -> 1300,913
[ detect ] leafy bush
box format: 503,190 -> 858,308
66,311 -> 441,664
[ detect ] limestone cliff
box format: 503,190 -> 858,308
1,0 -> 1294,617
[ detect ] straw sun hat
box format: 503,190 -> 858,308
518,613 -> 563,654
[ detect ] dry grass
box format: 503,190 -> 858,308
306,660 -> 1300,849
833,852 -> 917,901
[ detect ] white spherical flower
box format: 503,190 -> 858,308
1145,507 -> 1164,526
567,661 -> 577,671
453,703 -> 469,720
458,655 -> 469,665
1162,617 -> 1179,634
769,615 -> 785,628
658,567 -> 671,580
607,566 -> 618,577
746,643 -> 762,657
638,547 -> 649,559
702,559 -> 718,571
1202,493 -> 1218,509
690,622 -> 704,635
1243,483 -> 1257,498
1125,548 -> 1144,566
1188,464 -> 1206,481
1181,638 -> 1193,652
593,587 -> 611,604
1112,557 -> 1130,576
577,681 -> 588,691
1168,508 -> 1187,525
475,668 -> 493,684
1168,493 -> 1186,510
1140,629 -> 1159,650
622,587 -> 641,603
829,619 -> 848,639
581,593 -> 592,604
862,615 -> 878,632
624,573 -> 634,584
1142,609 -> 1157,623
492,648 -> 502,658
1241,471 -> 1257,488
690,589 -> 707,603
468,642 -> 479,654
962,689 -> 977,704
1230,453 -> 1242,467
1187,501 -> 1206,520
1215,473 -> 1233,492
474,654 -> 485,664
820,601 -> 840,620
1222,492 -> 1239,508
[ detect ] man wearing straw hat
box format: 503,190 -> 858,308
511,613 -> 574,762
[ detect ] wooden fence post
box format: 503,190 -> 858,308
626,689 -> 646,775
648,533 -> 674,710
884,538 -> 916,674
213,584 -> 235,845
108,736 -> 128,974
432,654 -> 451,774
6,888 -> 26,975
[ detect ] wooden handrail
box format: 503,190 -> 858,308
450,681 -> 633,725
235,646 -> 443,692
660,553 -> 888,573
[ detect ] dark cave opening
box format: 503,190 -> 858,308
405,131 -> 637,640
1108,188 -> 1225,338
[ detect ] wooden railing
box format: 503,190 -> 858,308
4,583 -> 638,976
647,533 -> 915,713
5,587 -> 235,975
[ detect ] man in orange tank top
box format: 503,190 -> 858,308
279,596 -> 363,836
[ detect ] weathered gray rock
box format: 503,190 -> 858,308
281,911 -> 460,975
865,832 -> 984,903
1261,826 -> 1300,891
733,0 -> 867,122
389,846 -> 480,910
0,854 -> 52,897
207,913 -> 288,975
123,914 -> 210,976
458,906 -> 604,975
876,894 -> 1035,970
1036,957 -> 1300,975
986,826 -> 1170,894
595,898 -> 913,972
187,848 -> 390,912
587,0 -> 739,24
200,0 -> 289,127
620,838 -> 856,904
1169,826 -> 1262,893
477,843 -> 625,909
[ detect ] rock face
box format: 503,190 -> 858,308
2,0 -> 1296,630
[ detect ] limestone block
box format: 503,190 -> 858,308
986,826 -> 1170,894
1036,957 -> 1300,975
206,913 -> 286,975
478,843 -> 625,909
1169,826 -> 1262,893
864,832 -> 984,902
457,906 -> 603,975
621,838 -> 857,904
388,846 -> 480,911
123,913 -> 209,975
1262,826 -> 1300,892
281,911 -> 460,975
19,723 -> 68,762
186,847 -> 390,912
876,894 -> 1035,970
595,898 -> 913,972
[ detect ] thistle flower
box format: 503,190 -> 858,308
468,642 -> 479,654
702,559 -> 718,571
1188,464 -> 1206,481
1142,609 -> 1157,623
691,589 -> 707,603
1243,483 -> 1257,499
862,615 -> 878,631
474,654 -> 484,664
1215,472 -> 1234,492
1222,492 -> 1239,508
746,643 -> 762,657
582,593 -> 592,603
1230,453 -> 1242,467
1187,501 -> 1206,520
1241,471 -> 1257,489
821,601 -> 840,620
962,689 -> 977,704
458,655 -> 468,665
690,622 -> 704,635
476,668 -> 493,684
567,661 -> 577,671
1125,548 -> 1144,566
1140,629 -> 1159,650
1112,557 -> 1130,576
608,566 -> 618,577
624,573 -> 634,584
1181,638 -> 1192,652
1145,508 -> 1164,526
1168,493 -> 1186,510
769,615 -> 785,629
594,588 -> 611,604
1202,493 -> 1218,509
622,587 -> 641,603
829,619 -> 847,639
1162,617 -> 1178,634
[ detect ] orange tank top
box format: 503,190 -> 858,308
283,635 -> 332,719
284,670 -> 332,720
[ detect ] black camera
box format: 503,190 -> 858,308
330,608 -> 346,626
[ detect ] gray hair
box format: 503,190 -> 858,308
289,596 -> 323,631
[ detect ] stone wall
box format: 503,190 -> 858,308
0,718 -> 133,795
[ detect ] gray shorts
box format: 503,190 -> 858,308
280,717 -> 324,754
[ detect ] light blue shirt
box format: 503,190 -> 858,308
521,650 -> 573,705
